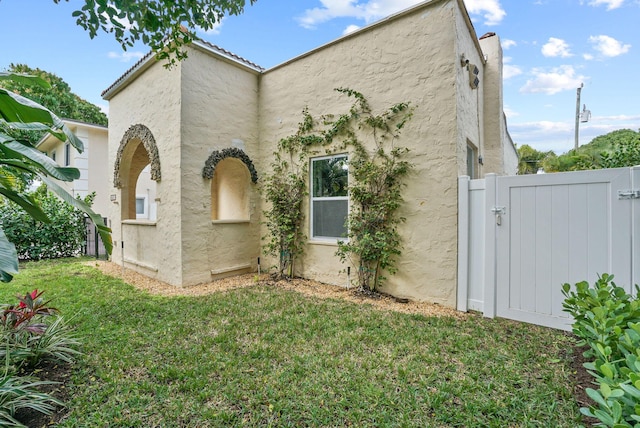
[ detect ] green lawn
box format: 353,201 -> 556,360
1,259 -> 582,427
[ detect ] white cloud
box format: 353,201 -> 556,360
502,39 -> 517,50
541,37 -> 572,58
465,0 -> 506,25
588,0 -> 625,10
503,105 -> 519,118
589,35 -> 631,57
343,24 -> 361,35
502,57 -> 522,79
583,53 -> 594,60
107,51 -> 145,62
504,64 -> 523,79
297,0 -> 506,29
520,65 -> 586,95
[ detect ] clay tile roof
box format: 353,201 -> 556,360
101,39 -> 264,99
196,39 -> 264,71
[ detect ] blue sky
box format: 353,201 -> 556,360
1,0 -> 638,154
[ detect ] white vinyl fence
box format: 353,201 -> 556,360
458,167 -> 640,331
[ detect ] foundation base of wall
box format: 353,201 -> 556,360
123,258 -> 159,272
210,263 -> 252,280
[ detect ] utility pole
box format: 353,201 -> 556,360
574,83 -> 583,151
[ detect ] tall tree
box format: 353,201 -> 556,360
543,129 -> 640,172
0,64 -> 107,127
517,144 -> 553,174
56,0 -> 257,66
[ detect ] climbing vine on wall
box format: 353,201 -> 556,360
262,108 -> 324,279
263,88 -> 414,291
331,88 -> 414,291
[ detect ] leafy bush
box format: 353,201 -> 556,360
0,186 -> 93,261
562,274 -> 640,427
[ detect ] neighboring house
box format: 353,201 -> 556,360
37,119 -> 157,223
102,0 -> 518,307
37,119 -> 110,218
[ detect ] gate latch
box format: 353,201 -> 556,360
491,206 -> 506,226
618,190 -> 640,200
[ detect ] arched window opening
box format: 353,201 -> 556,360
211,158 -> 250,221
114,124 -> 160,222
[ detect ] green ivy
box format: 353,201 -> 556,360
262,108 -> 324,279
262,89 -> 414,291
0,186 -> 93,261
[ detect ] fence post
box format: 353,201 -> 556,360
632,166 -> 640,288
457,176 -> 470,312
483,173 -> 498,318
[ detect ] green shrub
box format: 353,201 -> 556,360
0,186 -> 93,261
562,274 -> 640,427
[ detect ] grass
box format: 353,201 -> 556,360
1,258 -> 582,427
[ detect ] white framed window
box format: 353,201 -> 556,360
64,143 -> 71,166
51,150 -> 56,163
311,154 -> 348,240
467,141 -> 478,179
135,195 -> 148,219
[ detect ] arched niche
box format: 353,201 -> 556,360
113,124 -> 161,220
202,148 -> 258,221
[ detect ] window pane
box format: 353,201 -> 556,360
313,199 -> 347,238
136,198 -> 145,215
312,156 -> 348,197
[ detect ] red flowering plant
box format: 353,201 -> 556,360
1,289 -> 59,335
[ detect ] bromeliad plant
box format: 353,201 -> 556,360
1,289 -> 79,370
0,289 -> 79,426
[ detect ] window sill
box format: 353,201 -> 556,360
211,219 -> 250,224
122,220 -> 157,226
308,239 -> 344,247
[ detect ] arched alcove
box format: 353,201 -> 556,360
203,148 -> 258,221
114,124 -> 161,220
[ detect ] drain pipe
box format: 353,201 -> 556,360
347,266 -> 351,290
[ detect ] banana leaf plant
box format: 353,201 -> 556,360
0,72 -> 112,281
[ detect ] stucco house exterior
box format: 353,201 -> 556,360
37,119 -> 110,218
102,0 -> 517,308
37,119 -> 157,223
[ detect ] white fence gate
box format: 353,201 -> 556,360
458,167 -> 640,331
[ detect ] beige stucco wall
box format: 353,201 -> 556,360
103,0 -> 515,308
258,0 -> 466,306
178,45 -> 261,285
478,33 -> 518,176
106,59 -> 183,285
454,2 -> 486,179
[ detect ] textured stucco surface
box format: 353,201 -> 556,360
179,46 -> 260,286
107,59 -> 183,286
258,1 -> 470,306
104,0 -> 515,307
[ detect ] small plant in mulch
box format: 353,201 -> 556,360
0,289 -> 80,427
